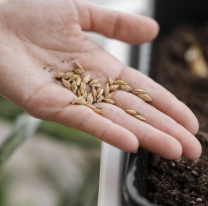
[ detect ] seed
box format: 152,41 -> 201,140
62,79 -> 71,89
54,72 -> 65,79
72,79 -> 77,93
87,93 -> 93,105
73,62 -> 84,71
62,72 -> 74,80
97,89 -> 104,98
103,98 -> 115,104
80,82 -> 86,94
89,83 -> 102,88
89,79 -> 100,86
76,76 -> 81,86
138,94 -> 152,102
192,170 -> 199,176
83,90 -> 88,100
82,74 -> 90,84
196,198 -> 202,202
133,89 -> 147,95
105,92 -> 114,99
113,80 -> 127,85
94,108 -> 104,115
110,85 -> 119,92
77,89 -> 81,97
86,104 -> 96,111
73,69 -> 85,75
72,97 -> 87,105
119,85 -> 132,92
104,83 -> 110,96
97,95 -> 104,102
125,110 -> 137,115
92,86 -> 97,101
108,77 -> 114,86
133,114 -> 146,121
97,87 -> 101,93
69,74 -> 79,82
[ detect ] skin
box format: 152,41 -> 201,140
0,0 -> 202,161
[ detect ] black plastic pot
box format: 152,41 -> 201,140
122,1 -> 208,205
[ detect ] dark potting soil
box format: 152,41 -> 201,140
147,25 -> 208,206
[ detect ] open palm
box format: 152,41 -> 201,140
0,0 -> 201,160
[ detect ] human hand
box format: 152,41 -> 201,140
0,0 -> 201,161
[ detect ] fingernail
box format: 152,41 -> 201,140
192,159 -> 199,163
176,157 -> 181,162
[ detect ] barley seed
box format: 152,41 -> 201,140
76,76 -> 81,86
97,95 -> 104,102
97,87 -> 101,93
62,79 -> 71,89
138,94 -> 152,102
77,89 -> 81,97
89,83 -> 102,88
54,73 -> 65,79
119,85 -> 132,92
86,104 -> 96,110
92,86 -> 97,101
83,90 -> 88,100
125,110 -> 137,115
104,83 -> 109,96
87,93 -> 93,105
97,89 -> 104,98
89,79 -> 100,86
108,77 -> 114,86
72,79 -> 77,93
72,97 -> 87,105
103,98 -> 115,104
113,80 -> 127,85
110,84 -> 119,92
73,62 -> 84,71
69,74 -> 79,82
105,92 -> 114,99
80,82 -> 86,94
62,72 -> 74,80
133,89 -> 147,95
94,108 -> 104,115
133,114 -> 146,121
82,74 -> 90,84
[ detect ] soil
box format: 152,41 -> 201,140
147,24 -> 208,206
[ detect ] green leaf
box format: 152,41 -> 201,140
0,113 -> 41,172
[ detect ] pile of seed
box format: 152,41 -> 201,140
54,62 -> 151,121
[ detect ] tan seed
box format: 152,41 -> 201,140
97,87 -> 101,93
97,95 -> 104,103
62,79 -> 71,89
89,79 -> 100,86
133,114 -> 146,121
83,90 -> 88,100
105,92 -> 114,99
119,85 -> 132,92
104,83 -> 110,96
54,73 -> 65,79
72,79 -> 77,93
73,62 -> 84,71
97,89 -> 104,98
87,93 -> 93,105
86,104 -> 96,111
69,74 -> 79,82
77,89 -> 81,97
110,85 -> 119,92
72,97 -> 87,105
76,76 -> 82,86
138,94 -> 152,102
62,72 -> 74,80
92,86 -> 97,101
82,74 -> 90,84
80,82 -> 86,94
94,108 -> 104,115
125,110 -> 137,115
133,89 -> 147,95
89,83 -> 102,88
73,69 -> 85,75
113,80 -> 127,85
103,98 -> 115,104
109,77 -> 114,86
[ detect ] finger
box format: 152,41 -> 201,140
93,102 -> 182,160
112,90 -> 201,161
55,105 -> 139,152
120,67 -> 199,135
74,0 -> 159,44
24,83 -> 139,153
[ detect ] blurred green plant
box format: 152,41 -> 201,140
0,114 -> 41,173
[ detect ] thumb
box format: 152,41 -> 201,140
74,0 -> 159,44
